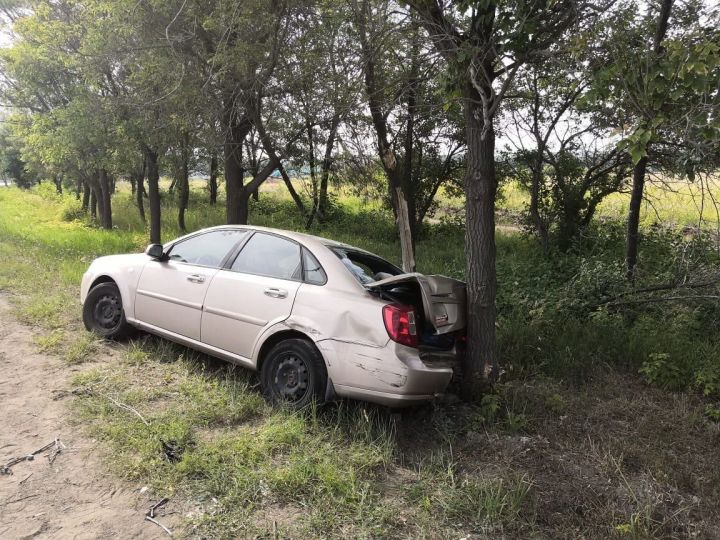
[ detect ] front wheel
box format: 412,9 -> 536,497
260,339 -> 327,409
82,282 -> 133,340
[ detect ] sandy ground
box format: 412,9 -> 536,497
0,295 -> 176,539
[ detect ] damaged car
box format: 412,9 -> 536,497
80,225 -> 466,408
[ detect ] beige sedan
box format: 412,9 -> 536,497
81,226 -> 466,408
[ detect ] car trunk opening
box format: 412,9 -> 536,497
367,273 -> 466,351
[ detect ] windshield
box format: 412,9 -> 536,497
330,247 -> 403,284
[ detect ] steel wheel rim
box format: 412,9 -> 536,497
93,294 -> 122,330
273,354 -> 309,401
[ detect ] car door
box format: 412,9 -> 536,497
201,232 -> 303,360
134,229 -> 248,340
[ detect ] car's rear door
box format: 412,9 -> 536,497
134,229 -> 248,340
201,232 -> 303,360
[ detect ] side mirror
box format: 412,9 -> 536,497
145,243 -> 166,260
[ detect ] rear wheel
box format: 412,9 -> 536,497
83,282 -> 133,340
260,339 -> 327,409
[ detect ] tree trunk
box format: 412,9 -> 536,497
224,116 -> 252,224
144,146 -> 162,244
89,183 -> 97,219
209,152 -> 218,205
82,181 -> 90,211
529,166 -> 549,252
54,175 -> 62,194
98,169 -> 112,229
461,83 -> 499,399
178,132 -> 190,232
129,174 -> 136,195
626,156 -> 647,279
624,0 -> 673,279
318,113 -> 340,221
136,158 -> 146,223
356,0 -> 416,271
277,162 -> 306,216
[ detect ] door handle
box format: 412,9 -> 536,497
186,274 -> 206,284
264,287 -> 288,299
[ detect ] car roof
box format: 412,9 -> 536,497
195,224 -> 377,257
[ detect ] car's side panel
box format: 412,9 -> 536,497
201,270 -> 301,359
134,261 -> 218,340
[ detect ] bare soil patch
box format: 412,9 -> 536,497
0,295 -> 179,539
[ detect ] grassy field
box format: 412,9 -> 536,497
1,181 -> 720,538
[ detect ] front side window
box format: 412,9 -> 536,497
231,233 -> 301,280
331,247 -> 402,284
167,230 -> 247,267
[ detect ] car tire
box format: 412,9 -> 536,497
82,282 -> 133,340
261,338 -> 327,409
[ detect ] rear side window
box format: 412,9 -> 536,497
231,233 -> 301,280
302,248 -> 327,285
167,230 -> 247,267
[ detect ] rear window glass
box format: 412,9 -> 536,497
331,247 -> 402,284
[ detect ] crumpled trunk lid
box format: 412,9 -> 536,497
367,273 -> 466,334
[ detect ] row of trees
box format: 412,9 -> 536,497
0,0 -> 718,396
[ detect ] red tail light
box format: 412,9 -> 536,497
382,303 -> 418,348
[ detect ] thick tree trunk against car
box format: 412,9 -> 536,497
144,146 -> 162,244
626,156 -> 647,279
98,169 -> 112,230
625,0 -> 673,279
461,83 -> 499,399
209,152 -> 218,205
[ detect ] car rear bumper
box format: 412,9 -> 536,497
317,339 -> 456,407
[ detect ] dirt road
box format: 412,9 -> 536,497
0,295 -> 174,539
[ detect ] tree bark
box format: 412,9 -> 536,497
461,82 -> 499,399
98,169 -> 112,229
54,175 -> 62,194
178,132 -> 190,232
318,113 -> 340,221
209,152 -> 218,205
89,181 -> 97,219
144,146 -> 162,244
82,181 -> 90,211
136,158 -> 146,223
626,156 -> 647,279
224,114 -> 253,224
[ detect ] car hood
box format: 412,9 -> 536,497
89,252 -> 149,270
366,273 -> 466,334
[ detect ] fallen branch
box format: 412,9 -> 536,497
145,498 -> 172,537
103,394 -> 150,426
145,516 -> 173,537
1,440 -> 57,475
73,387 -> 150,426
148,497 -> 169,518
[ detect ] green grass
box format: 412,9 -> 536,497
2,181 -> 720,537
